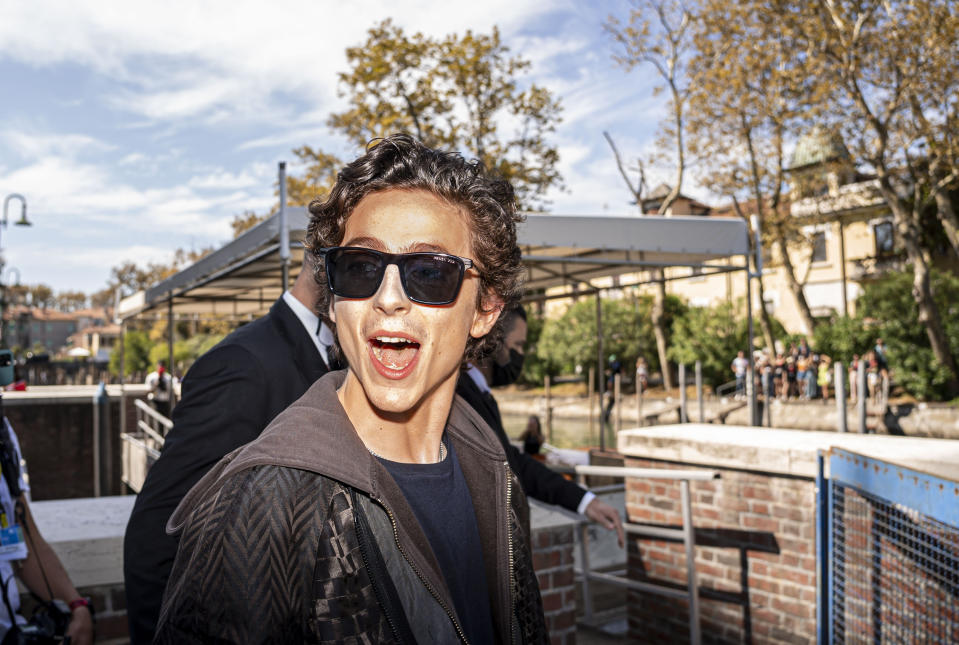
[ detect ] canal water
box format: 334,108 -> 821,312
501,413 -> 613,451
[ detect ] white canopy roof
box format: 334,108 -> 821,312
118,207 -> 749,321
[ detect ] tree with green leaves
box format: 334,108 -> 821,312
684,0 -> 822,343
668,301 -> 748,388
789,0 -> 959,394
230,210 -> 264,238
55,290 -> 88,312
295,19 -> 563,211
27,284 -> 55,309
538,295 -> 685,381
605,0 -> 696,388
814,268 -> 959,401
110,329 -> 152,376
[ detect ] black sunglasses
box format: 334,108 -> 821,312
318,246 -> 476,306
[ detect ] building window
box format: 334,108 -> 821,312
874,221 -> 894,255
812,231 -> 827,263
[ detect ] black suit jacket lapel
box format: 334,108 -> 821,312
269,297 -> 330,385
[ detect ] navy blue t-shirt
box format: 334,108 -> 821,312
379,438 -> 495,644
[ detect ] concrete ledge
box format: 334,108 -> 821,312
3,385 -> 149,406
618,424 -> 959,480
30,495 -> 133,588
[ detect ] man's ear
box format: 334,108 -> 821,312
328,298 -> 336,324
470,293 -> 503,339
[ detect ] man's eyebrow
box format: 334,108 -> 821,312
340,238 -> 456,255
341,236 -> 385,250
406,242 -> 451,254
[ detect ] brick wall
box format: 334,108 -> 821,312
531,523 -> 577,644
625,457 -> 817,644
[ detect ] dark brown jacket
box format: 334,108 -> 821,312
154,370 -> 547,644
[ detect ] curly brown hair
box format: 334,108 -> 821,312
305,134 -> 525,362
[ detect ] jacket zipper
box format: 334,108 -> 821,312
379,500 -> 470,645
351,492 -> 407,643
505,461 -> 516,645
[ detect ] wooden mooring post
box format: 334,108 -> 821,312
544,374 -> 553,444
588,367 -> 596,448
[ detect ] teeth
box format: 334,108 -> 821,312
375,336 -> 412,344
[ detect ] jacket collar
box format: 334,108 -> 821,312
207,369 -> 506,493
169,368 -> 514,642
269,296 -> 330,381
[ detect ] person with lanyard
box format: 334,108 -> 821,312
0,394 -> 93,644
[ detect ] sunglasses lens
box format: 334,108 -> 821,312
403,255 -> 464,305
325,248 -> 466,305
328,249 -> 384,298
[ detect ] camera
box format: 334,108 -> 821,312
4,600 -> 71,645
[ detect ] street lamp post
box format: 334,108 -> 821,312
0,194 -> 33,348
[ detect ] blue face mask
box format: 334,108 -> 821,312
491,349 -> 525,387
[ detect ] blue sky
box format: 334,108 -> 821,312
0,0 -> 671,295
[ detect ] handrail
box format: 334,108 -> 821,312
134,398 -> 173,433
576,464 -> 718,481
715,378 -> 739,397
135,419 -> 166,445
122,400 -> 172,493
573,463 -> 718,645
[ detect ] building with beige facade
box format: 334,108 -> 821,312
542,130 -> 924,341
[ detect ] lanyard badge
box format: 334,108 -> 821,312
0,464 -> 26,561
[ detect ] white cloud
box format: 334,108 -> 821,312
118,152 -> 147,166
1,130 -> 114,160
0,155 -> 266,239
0,0 -> 678,292
188,167 -> 264,191
0,0 -> 553,128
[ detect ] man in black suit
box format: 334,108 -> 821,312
123,263 -> 331,643
457,307 -> 624,545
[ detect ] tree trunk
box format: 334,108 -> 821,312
910,245 -> 959,395
651,271 -> 673,390
774,237 -> 818,336
934,189 -> 959,259
884,187 -> 959,395
755,271 -> 777,356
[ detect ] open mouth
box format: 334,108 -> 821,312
369,335 -> 421,373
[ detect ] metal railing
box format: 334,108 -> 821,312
120,399 -> 172,492
714,378 -> 739,398
574,464 -> 720,645
819,448 -> 959,643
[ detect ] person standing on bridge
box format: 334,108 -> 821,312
144,360 -> 173,419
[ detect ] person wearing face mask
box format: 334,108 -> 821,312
457,306 -> 625,547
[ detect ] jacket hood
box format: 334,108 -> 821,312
168,368 -> 508,535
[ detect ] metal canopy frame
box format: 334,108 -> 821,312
116,203 -> 757,443
118,210 -> 750,321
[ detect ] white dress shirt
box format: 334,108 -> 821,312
282,291 -> 333,369
465,364 -> 595,515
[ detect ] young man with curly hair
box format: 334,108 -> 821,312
155,134 -> 548,644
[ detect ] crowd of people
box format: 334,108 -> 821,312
743,338 -> 891,403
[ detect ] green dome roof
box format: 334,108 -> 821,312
789,127 -> 850,170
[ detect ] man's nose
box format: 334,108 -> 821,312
372,264 -> 411,314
